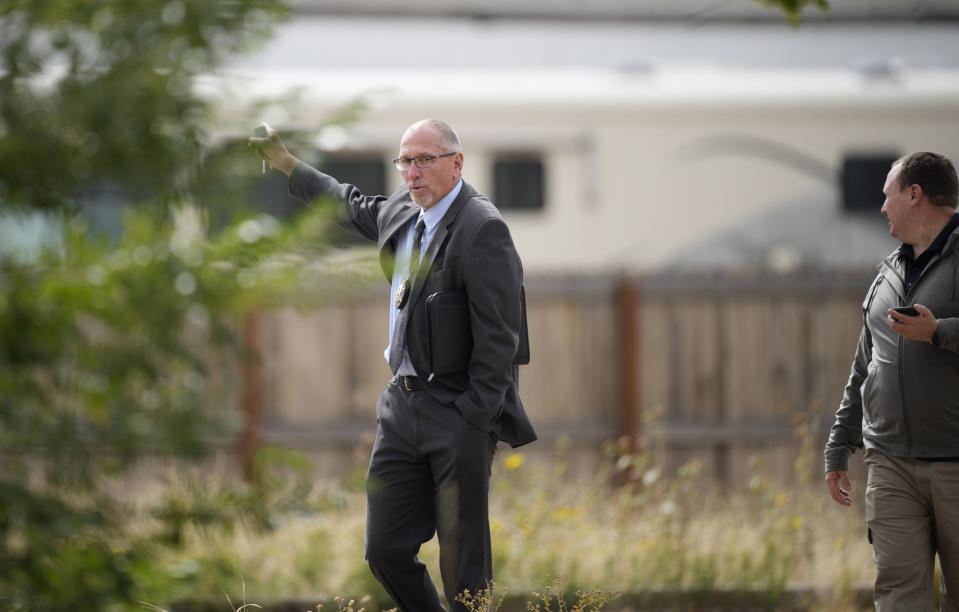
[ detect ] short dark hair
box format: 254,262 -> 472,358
894,152 -> 959,209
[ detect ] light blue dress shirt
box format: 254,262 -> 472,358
386,180 -> 463,375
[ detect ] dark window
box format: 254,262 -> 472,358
493,156 -> 545,211
841,153 -> 900,215
319,155 -> 387,198
248,166 -> 302,221
198,138 -> 306,230
198,142 -> 387,243
316,154 -> 387,245
247,153 -> 387,223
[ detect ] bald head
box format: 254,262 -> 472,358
404,119 -> 461,153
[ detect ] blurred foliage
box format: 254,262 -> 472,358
0,0 -> 382,609
759,0 -> 830,24
0,199 -> 380,609
0,0 -> 286,212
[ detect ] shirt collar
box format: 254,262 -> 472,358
419,180 -> 463,232
899,212 -> 959,262
930,212 -> 959,254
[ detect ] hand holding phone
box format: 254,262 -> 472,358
892,305 -> 919,317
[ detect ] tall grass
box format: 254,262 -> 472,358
485,439 -> 871,606
135,430 -> 873,610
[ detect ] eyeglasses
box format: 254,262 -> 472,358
392,152 -> 457,171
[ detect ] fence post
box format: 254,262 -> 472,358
616,277 -> 640,455
239,311 -> 262,482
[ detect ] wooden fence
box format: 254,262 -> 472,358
244,270 -> 875,487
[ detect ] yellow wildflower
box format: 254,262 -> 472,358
504,453 -> 525,471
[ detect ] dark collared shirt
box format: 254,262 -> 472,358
899,212 -> 959,296
897,212 -> 959,461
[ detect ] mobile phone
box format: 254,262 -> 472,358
892,305 -> 919,316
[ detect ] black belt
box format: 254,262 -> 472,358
396,375 -> 425,391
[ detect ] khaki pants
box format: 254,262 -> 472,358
865,449 -> 959,611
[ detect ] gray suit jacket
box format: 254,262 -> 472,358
288,162 -> 536,448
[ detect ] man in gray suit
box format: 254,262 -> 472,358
251,119 -> 536,611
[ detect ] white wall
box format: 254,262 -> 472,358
209,67 -> 959,273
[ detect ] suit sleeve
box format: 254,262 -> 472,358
824,324 -> 870,472
288,161 -> 384,241
453,217 -> 524,431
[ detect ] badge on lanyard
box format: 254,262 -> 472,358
395,279 -> 411,309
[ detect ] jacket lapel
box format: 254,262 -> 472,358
377,204 -> 420,281
408,182 -> 474,305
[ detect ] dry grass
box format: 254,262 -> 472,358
140,437 -> 873,610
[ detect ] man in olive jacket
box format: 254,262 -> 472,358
251,119 -> 535,612
825,152 -> 959,611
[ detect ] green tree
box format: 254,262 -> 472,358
0,1 -> 362,609
0,0 -> 286,211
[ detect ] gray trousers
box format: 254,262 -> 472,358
364,378 -> 497,612
865,448 -> 959,611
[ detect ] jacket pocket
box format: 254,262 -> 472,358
425,267 -> 457,292
906,356 -> 959,444
861,363 -> 905,440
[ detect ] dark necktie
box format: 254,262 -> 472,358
409,218 -> 426,277
388,217 -> 426,373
